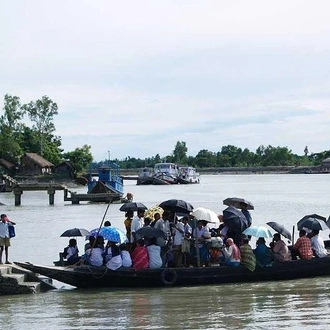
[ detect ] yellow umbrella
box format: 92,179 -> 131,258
144,205 -> 164,220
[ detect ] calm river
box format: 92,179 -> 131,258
1,174 -> 330,329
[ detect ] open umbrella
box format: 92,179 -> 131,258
297,216 -> 328,231
159,199 -> 194,214
243,225 -> 273,238
119,202 -> 148,212
266,222 -> 292,240
223,197 -> 254,210
90,226 -> 128,243
135,227 -> 166,240
144,205 -> 164,219
222,206 -> 249,232
60,228 -> 90,237
191,207 -> 220,224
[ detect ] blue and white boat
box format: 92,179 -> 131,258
88,162 -> 124,197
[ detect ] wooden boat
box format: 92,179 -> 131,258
14,256 -> 330,289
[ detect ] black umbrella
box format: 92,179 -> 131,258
158,199 -> 194,214
267,222 -> 292,240
60,228 -> 90,237
297,216 -> 328,231
135,227 -> 166,240
222,206 -> 249,232
223,197 -> 254,210
119,202 -> 148,212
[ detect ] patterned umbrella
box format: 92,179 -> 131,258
144,205 -> 164,220
90,226 -> 128,243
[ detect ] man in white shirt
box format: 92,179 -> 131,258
172,218 -> 185,267
131,209 -> 145,243
0,214 -> 16,264
311,230 -> 328,258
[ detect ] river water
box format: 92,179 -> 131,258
1,174 -> 330,329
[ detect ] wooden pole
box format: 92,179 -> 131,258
292,225 -> 295,246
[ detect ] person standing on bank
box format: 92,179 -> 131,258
0,214 -> 16,264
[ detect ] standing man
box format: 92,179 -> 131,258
131,208 -> 145,243
240,202 -> 252,227
0,214 -> 16,264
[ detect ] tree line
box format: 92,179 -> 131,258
95,141 -> 330,170
0,94 -> 93,174
1,94 -> 329,176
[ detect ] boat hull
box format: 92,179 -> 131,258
14,257 -> 330,289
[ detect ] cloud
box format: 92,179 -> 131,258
1,0 -> 330,160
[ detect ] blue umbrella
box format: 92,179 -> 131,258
90,226 -> 128,243
243,225 -> 273,238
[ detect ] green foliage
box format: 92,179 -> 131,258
62,145 -> 93,174
22,95 -> 58,157
172,141 -> 188,164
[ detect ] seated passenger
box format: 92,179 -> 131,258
222,237 -> 241,267
292,229 -> 313,260
270,233 -> 291,262
84,236 -> 104,267
84,235 -> 96,252
311,230 -> 328,258
119,243 -> 132,267
239,236 -> 256,271
131,239 -> 149,270
254,237 -> 273,267
66,238 -> 80,265
106,245 -> 123,270
146,237 -> 163,269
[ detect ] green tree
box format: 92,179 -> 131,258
62,145 -> 93,174
22,96 -> 58,157
0,94 -> 25,160
172,141 -> 188,164
195,149 -> 216,167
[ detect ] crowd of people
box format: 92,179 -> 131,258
61,202 -> 329,272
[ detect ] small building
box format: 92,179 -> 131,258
55,161 -> 76,179
20,153 -> 54,175
0,158 -> 16,175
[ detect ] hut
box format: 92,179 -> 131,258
20,153 -> 54,175
0,158 -> 16,175
55,161 -> 76,179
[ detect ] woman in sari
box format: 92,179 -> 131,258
131,239 -> 149,270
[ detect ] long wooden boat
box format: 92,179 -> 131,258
15,257 -> 330,289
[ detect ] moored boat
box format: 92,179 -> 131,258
14,256 -> 330,289
178,166 -> 200,184
88,162 -> 123,201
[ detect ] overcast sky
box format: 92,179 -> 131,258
1,0 -> 330,161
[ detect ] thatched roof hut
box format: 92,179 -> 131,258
20,153 -> 54,175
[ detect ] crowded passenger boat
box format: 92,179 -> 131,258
15,199 -> 330,289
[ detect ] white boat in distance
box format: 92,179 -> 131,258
177,166 -> 200,184
137,163 -> 200,185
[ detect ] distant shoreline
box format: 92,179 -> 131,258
120,165 -> 324,177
